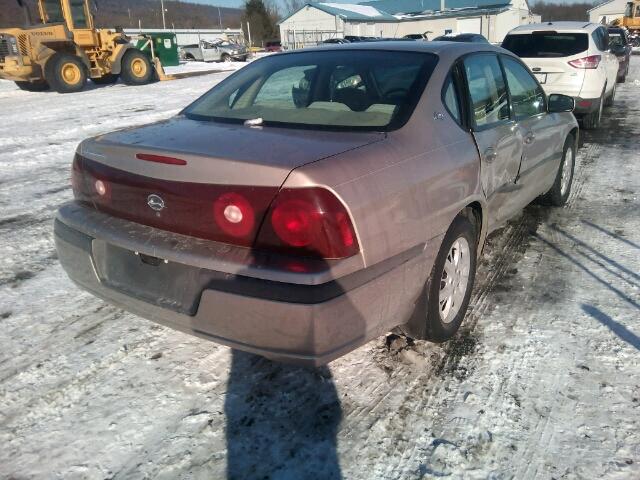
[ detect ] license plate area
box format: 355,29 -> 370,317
534,73 -> 547,84
92,240 -> 208,315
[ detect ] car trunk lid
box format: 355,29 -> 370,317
74,116 -> 384,245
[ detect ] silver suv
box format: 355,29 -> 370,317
503,22 -> 619,129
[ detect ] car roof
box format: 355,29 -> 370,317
508,21 -> 601,34
287,40 -> 505,58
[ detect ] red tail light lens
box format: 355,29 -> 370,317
568,55 -> 601,69
256,187 -> 359,259
71,155 -> 360,259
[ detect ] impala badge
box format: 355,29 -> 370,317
147,194 -> 165,211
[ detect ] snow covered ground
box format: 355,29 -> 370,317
0,59 -> 639,480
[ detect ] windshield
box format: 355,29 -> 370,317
502,32 -> 588,58
184,50 -> 438,131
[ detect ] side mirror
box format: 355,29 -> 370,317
548,94 -> 575,113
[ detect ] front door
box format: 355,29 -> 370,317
500,55 -> 561,190
462,53 -> 523,229
66,0 -> 99,47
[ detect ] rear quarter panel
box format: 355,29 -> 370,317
283,63 -> 483,270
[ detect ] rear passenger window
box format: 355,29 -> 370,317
502,57 -> 545,119
443,74 -> 462,125
463,54 -> 510,129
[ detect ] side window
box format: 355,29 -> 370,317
592,28 -> 607,51
442,73 -> 462,125
70,0 -> 89,28
502,56 -> 545,119
463,54 -> 510,129
44,0 -> 64,23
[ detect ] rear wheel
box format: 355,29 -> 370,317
605,82 -> 616,107
543,134 -> 575,206
404,214 -> 477,342
120,49 -> 154,86
15,80 -> 49,92
220,53 -> 231,63
45,53 -> 87,93
581,91 -> 603,130
91,73 -> 119,85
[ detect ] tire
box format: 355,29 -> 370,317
605,82 -> 616,107
15,80 -> 49,92
91,74 -> 119,85
404,214 -> 477,342
220,53 -> 231,63
581,91 -> 603,130
44,53 -> 87,93
120,49 -> 154,86
543,134 -> 575,207
184,54 -> 195,61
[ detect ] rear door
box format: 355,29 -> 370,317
502,31 -> 589,97
461,53 -> 523,229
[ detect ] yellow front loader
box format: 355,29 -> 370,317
0,0 -> 156,92
612,1 -> 640,34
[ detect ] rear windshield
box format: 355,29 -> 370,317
502,32 -> 589,58
184,50 -> 438,131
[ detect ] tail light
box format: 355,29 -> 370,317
72,155 -> 359,259
255,187 -> 359,259
568,55 -> 601,69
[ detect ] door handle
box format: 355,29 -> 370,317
524,132 -> 535,145
484,148 -> 498,163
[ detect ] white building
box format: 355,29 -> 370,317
279,0 -> 540,49
588,0 -> 628,24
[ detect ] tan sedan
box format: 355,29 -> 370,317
55,42 -> 578,365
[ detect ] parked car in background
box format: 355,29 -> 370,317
56,42 -> 578,365
321,38 -> 351,44
344,35 -> 375,42
607,26 -> 632,82
180,39 -> 249,62
432,33 -> 489,43
403,33 -> 429,40
502,22 -> 619,129
265,40 -> 282,53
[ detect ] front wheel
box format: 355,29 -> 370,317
404,214 -> 477,342
120,50 -> 154,86
220,53 -> 231,63
543,134 -> 575,207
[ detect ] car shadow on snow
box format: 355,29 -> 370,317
221,252 -> 362,480
224,352 -> 343,480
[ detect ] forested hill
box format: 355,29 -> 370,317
1,0 -> 243,29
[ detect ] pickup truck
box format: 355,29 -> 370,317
180,40 -> 249,62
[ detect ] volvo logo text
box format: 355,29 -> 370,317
147,194 -> 165,211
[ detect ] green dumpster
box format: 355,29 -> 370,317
135,32 -> 180,67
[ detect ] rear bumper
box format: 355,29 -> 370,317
55,203 -> 435,365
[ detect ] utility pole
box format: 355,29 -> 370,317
161,0 -> 167,30
218,7 -> 223,29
